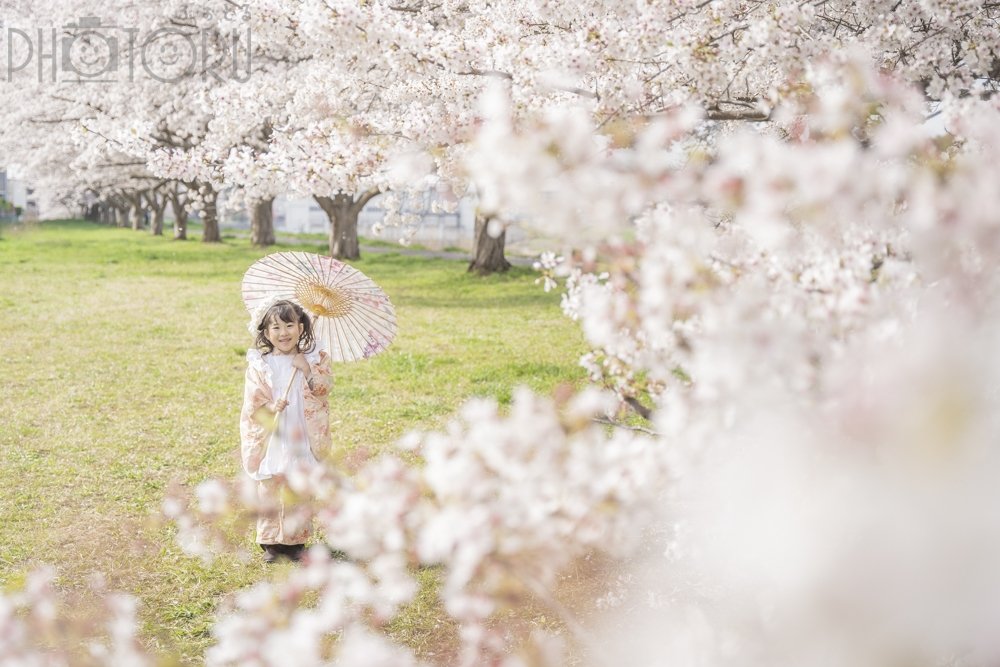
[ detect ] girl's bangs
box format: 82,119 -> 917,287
266,302 -> 302,325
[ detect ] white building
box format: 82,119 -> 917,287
275,197 -> 324,234
215,189 -> 532,252
274,192 -> 478,249
7,178 -> 34,211
246,192 -> 499,251
0,167 -> 38,219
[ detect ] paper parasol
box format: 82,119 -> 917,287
242,251 -> 397,362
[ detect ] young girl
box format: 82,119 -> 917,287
240,297 -> 333,563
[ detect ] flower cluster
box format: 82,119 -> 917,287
0,567 -> 151,666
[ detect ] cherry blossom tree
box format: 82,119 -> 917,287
0,0 -> 255,242
180,0 -> 999,269
169,46 -> 1000,667
186,60 -> 1000,667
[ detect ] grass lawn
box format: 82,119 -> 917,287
0,219 -> 587,662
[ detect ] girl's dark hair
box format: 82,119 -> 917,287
253,300 -> 317,355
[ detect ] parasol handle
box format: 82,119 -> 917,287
272,367 -> 299,433
262,367 -> 299,461
279,367 -> 299,405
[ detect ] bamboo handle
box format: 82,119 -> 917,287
262,368 -> 300,460
280,367 -> 299,404
273,368 -> 299,430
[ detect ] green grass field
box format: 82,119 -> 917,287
0,220 -> 587,662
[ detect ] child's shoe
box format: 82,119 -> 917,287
260,544 -> 281,563
283,544 -> 306,562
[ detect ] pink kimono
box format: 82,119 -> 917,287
240,347 -> 333,545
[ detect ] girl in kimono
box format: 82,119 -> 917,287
240,297 -> 333,563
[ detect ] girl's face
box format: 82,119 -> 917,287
264,314 -> 304,355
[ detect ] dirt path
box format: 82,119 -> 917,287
357,242 -> 536,267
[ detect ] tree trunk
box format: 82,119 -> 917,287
314,189 -> 379,260
170,191 -> 188,240
99,203 -> 110,225
468,214 -> 511,275
199,184 -> 221,243
151,203 -> 165,236
128,194 -> 144,231
315,194 -> 360,259
141,190 -> 163,236
250,197 -> 276,246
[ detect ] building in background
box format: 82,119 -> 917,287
0,167 -> 38,219
188,188 -> 535,254
0,169 -> 10,221
272,192 -> 483,250
220,190 -> 527,252
0,169 -> 38,220
7,178 -> 37,218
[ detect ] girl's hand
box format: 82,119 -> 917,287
291,353 -> 311,375
273,398 -> 289,412
291,353 -> 314,388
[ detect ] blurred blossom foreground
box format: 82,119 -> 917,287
3,0 -> 1000,666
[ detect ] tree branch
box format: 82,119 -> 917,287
624,396 -> 653,420
351,187 -> 382,214
705,107 -> 771,121
457,68 -> 514,80
592,417 -> 660,436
